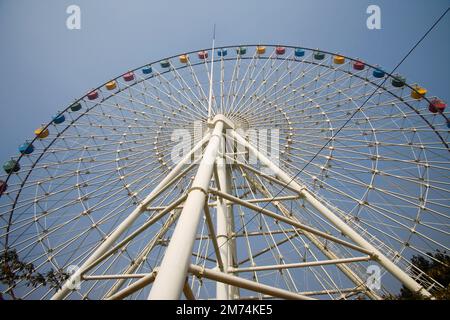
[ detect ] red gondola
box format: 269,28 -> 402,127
428,98 -> 446,113
198,51 -> 208,59
0,180 -> 7,195
353,60 -> 365,70
276,47 -> 286,55
87,90 -> 99,100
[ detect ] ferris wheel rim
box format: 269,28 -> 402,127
2,43 -> 448,257
1,43 -> 448,300
1,44 -> 448,189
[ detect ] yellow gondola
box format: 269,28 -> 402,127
256,46 -> 266,54
411,85 -> 427,99
334,55 -> 345,64
179,54 -> 189,63
106,80 -> 117,90
34,127 -> 49,139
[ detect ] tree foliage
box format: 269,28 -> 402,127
398,250 -> 450,300
1,247 -> 449,300
1,248 -> 69,299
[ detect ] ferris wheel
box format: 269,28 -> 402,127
0,44 -> 448,300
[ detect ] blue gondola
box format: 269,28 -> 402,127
373,67 -> 385,78
52,114 -> 65,124
217,48 -> 227,57
142,65 -> 152,74
294,48 -> 305,57
19,141 -> 34,155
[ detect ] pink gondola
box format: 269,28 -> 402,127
123,72 -> 135,82
198,51 -> 208,59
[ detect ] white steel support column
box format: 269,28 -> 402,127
148,120 -> 224,299
51,132 -> 211,300
226,162 -> 239,299
216,137 -> 230,300
216,136 -> 230,299
230,129 -> 432,298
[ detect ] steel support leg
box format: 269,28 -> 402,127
231,129 -> 432,298
244,171 -> 381,299
51,132 -> 211,300
148,121 -> 224,299
216,136 -> 230,299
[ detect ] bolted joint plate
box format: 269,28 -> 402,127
207,114 -> 235,130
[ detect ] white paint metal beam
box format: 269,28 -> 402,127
189,264 -> 315,300
243,170 -> 381,300
209,188 -> 373,255
107,272 -> 157,300
231,256 -> 371,273
51,133 -> 211,300
216,136 -> 230,299
203,204 -> 225,272
148,121 -> 224,299
230,128 -> 432,298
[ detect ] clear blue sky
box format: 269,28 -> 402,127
0,0 -> 449,161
